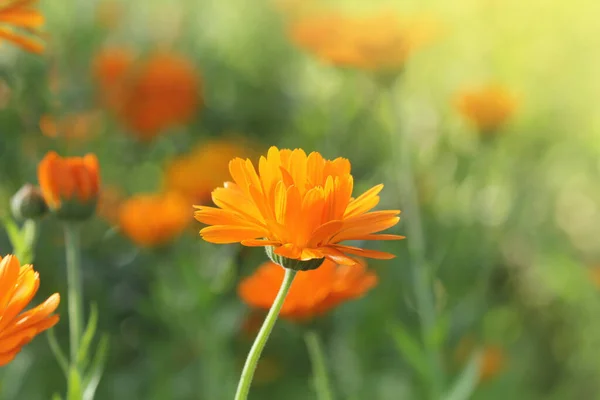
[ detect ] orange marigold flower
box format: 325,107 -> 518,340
455,84 -> 517,134
194,146 -> 404,268
0,0 -> 45,54
118,192 -> 191,247
92,48 -> 201,141
164,139 -> 254,204
290,11 -> 435,76
239,259 -> 377,320
0,255 -> 60,366
37,151 -> 101,220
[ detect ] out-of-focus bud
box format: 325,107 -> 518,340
10,184 -> 48,221
37,151 -> 101,221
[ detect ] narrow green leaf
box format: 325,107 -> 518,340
83,334 -> 110,400
77,303 -> 99,369
67,367 -> 83,400
2,217 -> 24,256
388,321 -> 429,380
47,328 -> 68,377
443,350 -> 482,400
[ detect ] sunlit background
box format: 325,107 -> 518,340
1,0 -> 600,398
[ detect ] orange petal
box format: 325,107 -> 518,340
344,184 -> 383,218
332,244 -> 397,260
200,225 -> 268,244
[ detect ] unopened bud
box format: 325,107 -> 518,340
11,184 -> 48,220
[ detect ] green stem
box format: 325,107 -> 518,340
388,85 -> 444,399
304,330 -> 335,400
64,223 -> 84,392
234,267 -> 297,400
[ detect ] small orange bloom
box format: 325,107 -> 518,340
455,84 -> 517,134
589,266 -> 600,288
92,48 -> 201,141
455,337 -> 506,383
37,151 -> 101,220
164,139 -> 254,204
118,192 -> 191,247
0,255 -> 60,366
194,146 -> 404,267
0,0 -> 45,54
39,111 -> 102,142
290,11 -> 435,76
239,259 -> 377,320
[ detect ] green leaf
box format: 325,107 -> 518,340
67,367 -> 83,400
388,321 -> 429,380
2,217 -> 24,256
83,334 -> 109,400
47,328 -> 68,377
443,350 -> 482,400
77,303 -> 99,370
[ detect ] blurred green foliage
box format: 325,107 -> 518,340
1,0 -> 600,399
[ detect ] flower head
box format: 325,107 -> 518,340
290,11 -> 435,76
239,259 -> 377,320
37,151 -> 100,220
92,48 -> 201,141
0,255 -> 60,366
455,84 -> 517,134
194,146 -> 404,268
0,0 -> 45,54
164,139 -> 253,204
118,192 -> 191,247
11,183 -> 47,220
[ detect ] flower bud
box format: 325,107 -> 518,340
37,151 -> 100,221
265,246 -> 325,271
10,184 -> 48,220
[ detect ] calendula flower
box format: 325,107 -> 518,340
92,48 -> 201,141
164,139 -> 254,204
455,84 -> 517,134
290,11 -> 435,77
11,183 -> 47,220
37,151 -> 100,220
0,255 -> 60,366
239,259 -> 377,320
118,192 -> 190,247
195,146 -> 404,270
0,0 -> 45,54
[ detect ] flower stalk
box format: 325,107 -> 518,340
304,330 -> 335,400
388,85 -> 444,398
235,267 -> 297,400
64,222 -> 84,397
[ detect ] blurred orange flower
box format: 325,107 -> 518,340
39,111 -> 102,142
194,146 -> 404,268
455,85 -> 517,134
92,48 -> 202,141
0,255 -> 60,366
290,11 -> 435,76
0,0 -> 45,54
239,259 -> 377,320
37,151 -> 101,220
164,139 -> 254,204
589,266 -> 600,288
97,185 -> 124,225
455,337 -> 506,382
118,192 -> 191,247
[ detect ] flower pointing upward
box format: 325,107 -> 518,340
194,146 -> 404,267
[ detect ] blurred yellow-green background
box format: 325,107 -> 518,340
1,0 -> 600,398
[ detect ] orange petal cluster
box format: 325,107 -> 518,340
164,139 -> 255,204
238,259 -> 377,320
0,0 -> 45,54
92,47 -> 201,141
39,111 -> 102,142
0,255 -> 60,366
118,192 -> 191,247
195,147 -> 404,266
37,151 -> 100,210
455,84 -> 517,133
290,11 -> 435,74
